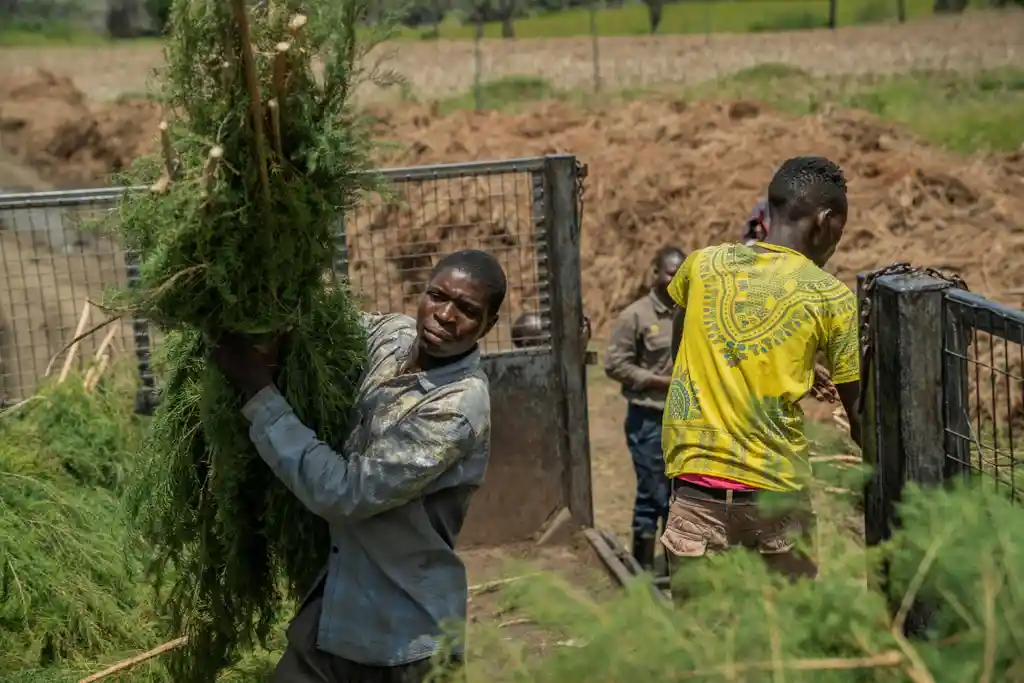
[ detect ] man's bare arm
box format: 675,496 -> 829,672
671,306 -> 685,361
835,381 -> 861,448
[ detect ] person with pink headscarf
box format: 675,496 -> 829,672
742,198 -> 769,246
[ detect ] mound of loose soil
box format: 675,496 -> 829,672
0,69 -> 161,189
365,98 -> 1024,335
2,68 -> 1023,394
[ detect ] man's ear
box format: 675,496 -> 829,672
808,208 -> 834,248
480,314 -> 499,339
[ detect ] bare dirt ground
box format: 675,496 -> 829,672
0,13 -> 1021,102
457,366 -> 853,658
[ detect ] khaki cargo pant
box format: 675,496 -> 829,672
660,481 -> 817,602
272,586 -> 462,683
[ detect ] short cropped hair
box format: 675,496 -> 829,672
653,246 -> 685,270
431,249 -> 507,317
767,157 -> 848,224
511,311 -> 546,348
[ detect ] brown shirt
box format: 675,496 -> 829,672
604,289 -> 675,411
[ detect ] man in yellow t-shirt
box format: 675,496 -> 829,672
660,156 -> 861,582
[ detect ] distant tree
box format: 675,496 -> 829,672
643,0 -> 662,34
460,0 -> 520,37
107,0 -> 140,38
144,0 -> 170,32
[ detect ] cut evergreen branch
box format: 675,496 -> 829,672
0,372 -> 162,677
93,0 -> 395,681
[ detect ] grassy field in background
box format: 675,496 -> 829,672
401,0 -> 984,40
0,0 -> 999,46
434,65 -> 1024,154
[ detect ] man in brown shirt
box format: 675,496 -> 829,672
604,246 -> 685,571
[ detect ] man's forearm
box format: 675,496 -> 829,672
604,360 -> 657,392
670,308 -> 685,360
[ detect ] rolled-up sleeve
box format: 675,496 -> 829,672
241,386 -> 476,523
604,308 -> 655,391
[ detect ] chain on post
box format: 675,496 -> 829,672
574,160 -> 588,233
856,262 -> 969,415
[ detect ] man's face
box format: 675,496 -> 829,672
416,267 -> 495,359
653,253 -> 684,292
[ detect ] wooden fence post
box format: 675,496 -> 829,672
860,272 -> 954,636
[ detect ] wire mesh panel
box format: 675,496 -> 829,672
0,190 -> 133,406
343,159 -> 551,355
0,155 -> 590,544
943,289 -> 1024,502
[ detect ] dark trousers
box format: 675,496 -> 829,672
272,585 -> 462,683
624,403 -> 670,538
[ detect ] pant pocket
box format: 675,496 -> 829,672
660,524 -> 708,557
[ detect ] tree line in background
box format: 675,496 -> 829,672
0,0 -> 1021,40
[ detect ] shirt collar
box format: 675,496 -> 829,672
755,242 -> 810,261
648,288 -> 672,315
396,340 -> 481,392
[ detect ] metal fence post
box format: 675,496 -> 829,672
544,155 -> 593,529
529,170 -> 551,342
333,214 -> 350,281
125,248 -> 157,415
860,272 -> 954,636
942,302 -> 972,480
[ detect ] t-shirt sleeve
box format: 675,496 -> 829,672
666,250 -> 698,309
823,286 -> 860,385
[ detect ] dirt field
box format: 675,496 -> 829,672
0,13 -> 1021,102
3,22 -> 1024,405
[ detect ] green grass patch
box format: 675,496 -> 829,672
396,0 -> 993,41
680,65 -> 1024,153
1,0 -> 1002,46
433,75 -> 567,113
0,19 -> 109,47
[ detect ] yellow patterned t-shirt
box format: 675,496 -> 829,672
662,242 -> 859,492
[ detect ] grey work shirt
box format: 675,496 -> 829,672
241,313 -> 491,666
604,289 -> 675,411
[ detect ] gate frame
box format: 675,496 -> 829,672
859,271 -> 1024,636
0,154 -> 594,531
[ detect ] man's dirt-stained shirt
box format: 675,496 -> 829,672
604,289 -> 676,411
661,243 -> 859,492
241,313 -> 490,666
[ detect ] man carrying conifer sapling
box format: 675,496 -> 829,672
211,249 -> 507,683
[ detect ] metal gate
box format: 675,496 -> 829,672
0,154 -> 593,546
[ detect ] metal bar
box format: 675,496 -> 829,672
0,188 -> 127,208
0,157 -> 558,209
332,215 -> 349,283
376,155 -> 552,181
942,298 -> 972,480
945,289 -> 1024,344
544,155 -> 594,530
124,249 -> 158,415
530,169 -> 552,344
